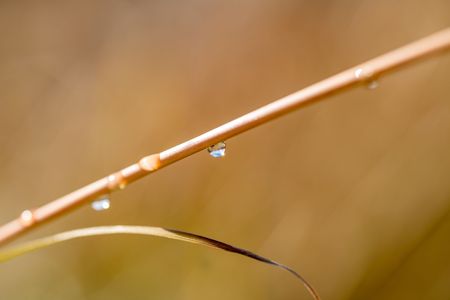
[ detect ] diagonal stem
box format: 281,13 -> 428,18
1,28 -> 449,246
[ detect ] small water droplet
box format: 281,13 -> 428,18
208,142 -> 226,158
354,68 -> 365,79
19,210 -> 35,227
354,68 -> 379,91
107,173 -> 127,191
366,80 -> 379,90
91,196 -> 111,211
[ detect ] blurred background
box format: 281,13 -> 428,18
0,1 -> 449,299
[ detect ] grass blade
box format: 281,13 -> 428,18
0,225 -> 320,299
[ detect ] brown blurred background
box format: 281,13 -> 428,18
1,1 -> 450,299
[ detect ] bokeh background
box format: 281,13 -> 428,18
1,1 -> 450,299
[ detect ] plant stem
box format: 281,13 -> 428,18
1,28 -> 449,246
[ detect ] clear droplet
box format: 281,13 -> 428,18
366,80 -> 379,90
207,142 -> 226,158
354,68 -> 365,79
19,210 -> 35,227
107,173 -> 127,191
91,196 -> 111,211
354,68 -> 379,91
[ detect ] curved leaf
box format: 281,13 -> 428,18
0,225 -> 320,299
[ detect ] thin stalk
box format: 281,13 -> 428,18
0,225 -> 321,299
0,28 -> 449,246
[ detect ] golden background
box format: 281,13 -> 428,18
0,1 -> 449,299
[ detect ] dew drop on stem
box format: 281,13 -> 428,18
19,210 -> 35,227
366,80 -> 379,90
354,68 -> 379,90
207,142 -> 226,158
91,196 -> 111,211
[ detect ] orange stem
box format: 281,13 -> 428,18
1,28 -> 449,246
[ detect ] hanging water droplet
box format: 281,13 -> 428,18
19,209 -> 35,227
354,68 -> 365,79
107,173 -> 127,191
354,68 -> 379,91
207,142 -> 226,158
91,196 -> 111,211
366,80 -> 379,90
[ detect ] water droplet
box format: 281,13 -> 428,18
208,142 -> 226,158
107,173 -> 127,191
354,68 -> 379,91
354,68 -> 365,79
19,209 -> 35,227
366,80 -> 379,90
91,196 -> 111,211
